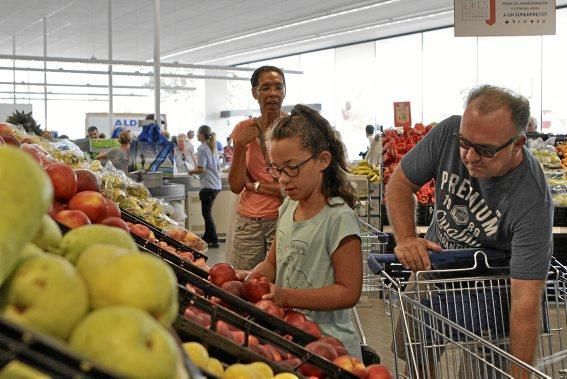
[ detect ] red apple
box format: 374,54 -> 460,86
365,364 -> 392,379
75,169 -> 99,192
215,321 -> 234,341
48,201 -> 65,218
55,209 -> 91,229
247,335 -> 259,348
231,331 -> 245,345
178,251 -> 194,262
303,320 -> 322,339
130,223 -> 152,240
68,191 -> 107,223
0,135 -> 4,145
284,310 -> 307,324
264,344 -> 283,362
100,216 -> 129,232
301,341 -> 339,377
242,272 -> 271,303
333,355 -> 366,378
255,300 -> 285,319
221,280 -> 244,298
0,123 -> 13,134
209,263 -> 236,286
0,133 -> 20,147
104,198 -> 121,218
45,163 -> 78,202
20,144 -> 44,164
320,335 -> 348,356
279,358 -> 302,370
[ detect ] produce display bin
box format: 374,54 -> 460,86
175,285 -> 360,379
0,316 -> 117,378
120,208 -> 208,260
554,207 -> 567,226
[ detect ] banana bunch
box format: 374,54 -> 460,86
350,159 -> 381,182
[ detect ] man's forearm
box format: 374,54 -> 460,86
509,299 -> 540,377
386,170 -> 418,243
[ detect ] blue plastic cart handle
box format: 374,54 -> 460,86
367,248 -> 509,274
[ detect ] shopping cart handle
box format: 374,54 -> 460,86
367,248 -> 509,274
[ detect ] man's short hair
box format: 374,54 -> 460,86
466,84 -> 530,134
365,125 -> 375,135
87,126 -> 98,133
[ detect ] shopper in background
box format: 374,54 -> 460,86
527,116 -> 538,133
186,130 -> 198,167
243,104 -> 363,357
386,84 -> 553,377
189,125 -> 222,248
365,124 -> 375,148
87,126 -> 100,139
223,136 -> 234,164
212,132 -> 223,154
228,65 -> 287,270
96,130 -> 132,173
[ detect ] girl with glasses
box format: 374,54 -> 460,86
244,104 -> 364,358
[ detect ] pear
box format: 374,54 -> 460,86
78,250 -> 178,326
68,306 -> 181,378
56,224 -> 137,264
0,146 -> 53,286
32,215 -> 62,252
0,360 -> 51,379
0,254 -> 89,340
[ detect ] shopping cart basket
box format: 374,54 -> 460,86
367,249 -> 567,378
354,220 -> 389,365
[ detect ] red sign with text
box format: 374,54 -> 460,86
394,101 -> 412,129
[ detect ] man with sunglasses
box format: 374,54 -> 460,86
386,84 -> 553,377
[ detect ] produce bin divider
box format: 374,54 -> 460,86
0,316 -> 117,378
120,208 -> 208,261
176,285 -> 360,379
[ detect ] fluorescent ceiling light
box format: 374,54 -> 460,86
197,9 -> 453,64
160,0 -> 403,60
0,81 -> 196,91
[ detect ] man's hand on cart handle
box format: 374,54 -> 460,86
394,237 -> 442,271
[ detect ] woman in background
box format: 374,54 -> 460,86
96,130 -> 132,173
189,125 -> 222,248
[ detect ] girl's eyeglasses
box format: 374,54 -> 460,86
266,156 -> 314,178
454,133 -> 519,158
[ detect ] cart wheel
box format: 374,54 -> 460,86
361,345 -> 380,365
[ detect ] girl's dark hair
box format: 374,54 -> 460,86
251,66 -> 286,87
197,125 -> 217,155
270,104 -> 357,209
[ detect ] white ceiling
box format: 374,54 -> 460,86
0,0 -> 564,67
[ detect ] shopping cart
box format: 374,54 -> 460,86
353,220 -> 389,365
367,249 -> 567,378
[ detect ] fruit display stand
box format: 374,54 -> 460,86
174,286 -> 360,379
0,317 -> 118,378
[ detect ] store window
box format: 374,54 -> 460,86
477,34 -> 542,132
375,34 -> 423,130
335,42 -> 376,160
542,8 -> 567,134
422,28 -> 477,123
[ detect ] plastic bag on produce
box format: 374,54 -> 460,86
552,189 -> 567,207
168,201 -> 187,223
164,224 -> 208,253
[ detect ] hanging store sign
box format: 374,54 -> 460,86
454,0 -> 556,36
393,101 -> 412,130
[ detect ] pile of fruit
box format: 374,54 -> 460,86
349,159 -> 381,182
0,146 -> 187,378
557,142 -> 567,169
183,263 -> 392,378
382,123 -> 436,204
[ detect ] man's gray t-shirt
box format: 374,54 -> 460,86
401,115 -> 553,280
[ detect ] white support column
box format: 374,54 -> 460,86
153,0 -> 160,124
12,35 -> 15,105
108,0 -> 113,132
43,17 -> 48,130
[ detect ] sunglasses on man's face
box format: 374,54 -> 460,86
453,133 -> 519,158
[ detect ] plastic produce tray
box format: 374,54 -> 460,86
0,316 -> 117,378
175,286 -> 359,379
120,208 -> 208,260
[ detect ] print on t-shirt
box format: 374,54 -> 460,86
278,236 -> 313,289
434,170 -> 501,249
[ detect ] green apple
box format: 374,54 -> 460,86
0,254 -> 89,340
32,215 -> 62,252
68,306 -> 182,378
78,251 -> 178,326
0,146 -> 53,287
19,243 -> 46,261
56,224 -> 137,264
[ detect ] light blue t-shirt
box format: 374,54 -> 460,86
275,197 -> 362,357
196,142 -> 221,190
